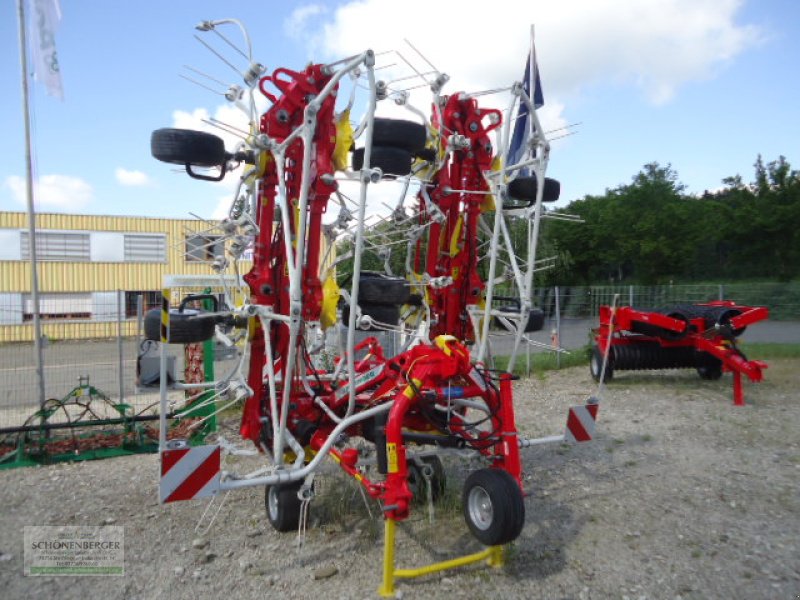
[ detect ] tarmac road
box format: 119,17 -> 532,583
492,317 -> 800,355
0,319 -> 797,415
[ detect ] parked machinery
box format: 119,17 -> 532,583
591,301 -> 769,405
147,18 -> 594,595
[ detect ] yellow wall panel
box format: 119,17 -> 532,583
0,211 -> 340,342
0,211 -> 253,293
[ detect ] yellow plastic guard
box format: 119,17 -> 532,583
434,334 -> 458,356
481,156 -> 502,212
320,275 -> 340,330
332,109 -> 354,171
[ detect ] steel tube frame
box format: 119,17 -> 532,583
218,401 -> 391,491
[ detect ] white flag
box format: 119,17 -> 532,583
28,0 -> 64,100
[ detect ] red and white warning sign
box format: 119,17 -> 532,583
564,403 -> 599,443
160,445 -> 221,503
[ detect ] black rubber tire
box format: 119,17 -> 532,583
151,128 -> 226,167
371,118 -> 427,152
265,482 -> 304,532
710,307 -> 746,337
490,297 -> 520,330
507,175 -> 561,205
143,308 -> 216,344
613,343 -> 695,370
590,345 -> 613,382
696,364 -> 723,380
524,308 -> 545,333
493,306 -> 545,333
407,456 -> 446,503
462,468 -> 525,546
695,351 -> 724,380
352,146 -> 413,177
341,303 -> 400,330
357,272 -> 411,305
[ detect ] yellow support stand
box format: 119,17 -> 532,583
378,518 -> 505,597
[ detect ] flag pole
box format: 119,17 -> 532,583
17,0 -> 47,409
526,24 -> 539,299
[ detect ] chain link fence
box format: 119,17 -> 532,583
1,283 -> 798,429
535,282 -> 800,321
0,292 -> 151,431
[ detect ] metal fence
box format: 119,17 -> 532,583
0,292 -> 148,431
0,283 -> 797,430
534,282 -> 800,321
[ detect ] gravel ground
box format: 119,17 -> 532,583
1,359 -> 798,599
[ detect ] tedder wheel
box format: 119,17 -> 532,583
462,468 -> 525,546
371,118 -> 427,152
695,351 -> 724,380
143,308 -> 217,344
695,350 -> 724,380
696,365 -> 723,380
265,482 -> 304,532
407,456 -> 446,503
150,128 -> 226,167
357,271 -> 411,305
590,345 -> 613,382
507,175 -> 561,205
352,146 -> 413,177
341,302 -> 400,330
524,308 -> 545,333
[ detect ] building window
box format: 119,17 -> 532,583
124,291 -> 162,318
22,293 -> 92,321
185,234 -> 224,262
20,231 -> 90,262
124,234 -> 166,263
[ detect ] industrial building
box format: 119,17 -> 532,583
0,212 -> 243,342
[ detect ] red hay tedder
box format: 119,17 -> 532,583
591,301 -> 769,405
146,18 -> 594,596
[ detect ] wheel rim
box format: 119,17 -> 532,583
590,354 -> 600,377
467,485 -> 493,531
267,487 -> 279,521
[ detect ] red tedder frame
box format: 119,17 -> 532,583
150,21 -> 592,594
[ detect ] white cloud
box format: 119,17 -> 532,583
538,100 -> 568,138
115,168 -> 151,186
171,101 -> 285,222
284,4 -> 327,40
5,174 -> 93,210
167,1 -> 760,224
306,0 -> 760,112
211,195 -> 233,220
170,104 -> 253,213
171,107 -> 211,131
171,100 -> 268,153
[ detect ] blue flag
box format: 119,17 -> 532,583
507,53 -> 543,171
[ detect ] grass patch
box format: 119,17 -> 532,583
737,342 -> 800,360
493,345 -> 590,377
